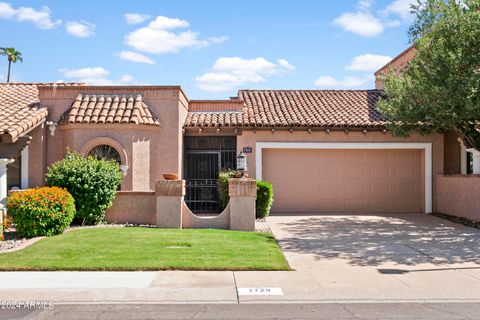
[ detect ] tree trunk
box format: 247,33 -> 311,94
6,60 -> 11,83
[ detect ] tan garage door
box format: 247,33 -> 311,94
263,149 -> 423,214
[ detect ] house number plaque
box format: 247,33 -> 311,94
237,287 -> 283,296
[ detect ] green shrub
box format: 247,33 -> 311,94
256,180 -> 273,219
7,187 -> 76,238
217,170 -> 274,218
218,169 -> 236,209
45,151 -> 122,225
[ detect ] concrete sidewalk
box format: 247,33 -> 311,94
2,270 -> 480,304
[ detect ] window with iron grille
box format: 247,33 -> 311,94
88,145 -> 122,164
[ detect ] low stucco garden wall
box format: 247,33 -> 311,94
436,174 -> 480,222
105,178 -> 256,231
106,191 -> 156,225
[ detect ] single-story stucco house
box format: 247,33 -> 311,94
0,47 -> 479,224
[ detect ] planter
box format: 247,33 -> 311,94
163,173 -> 178,181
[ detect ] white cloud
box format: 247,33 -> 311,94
0,2 -> 61,29
207,36 -> 229,44
125,15 -> 227,54
382,0 -> 416,21
60,67 -> 110,79
66,21 -> 95,38
334,11 -> 384,37
195,57 -> 294,92
148,16 -> 189,29
314,75 -> 372,88
59,67 -> 136,85
118,51 -> 155,64
124,13 -> 151,25
334,0 -> 418,37
0,2 -> 15,19
277,59 -> 296,71
345,54 -> 392,72
357,0 -> 375,10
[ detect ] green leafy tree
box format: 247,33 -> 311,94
46,150 -> 123,225
0,47 -> 23,83
377,0 -> 480,149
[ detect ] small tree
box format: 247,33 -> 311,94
377,0 -> 480,150
45,150 -> 122,225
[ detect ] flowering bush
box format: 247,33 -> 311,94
7,187 -> 76,238
45,151 -> 122,225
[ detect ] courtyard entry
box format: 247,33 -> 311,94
184,136 -> 236,213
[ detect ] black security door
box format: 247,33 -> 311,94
184,136 -> 236,213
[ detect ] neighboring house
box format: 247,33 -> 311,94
0,83 -> 48,211
0,49 -> 474,219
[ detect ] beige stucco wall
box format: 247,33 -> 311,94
443,131 -> 462,174
436,175 -> 480,222
105,191 -> 156,224
27,124 -> 47,188
237,129 -> 443,211
182,202 -> 230,229
31,86 -> 187,191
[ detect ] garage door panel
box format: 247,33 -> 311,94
263,149 -> 422,214
345,199 -> 364,212
395,165 -> 417,179
368,166 -> 390,179
344,182 -> 364,198
396,151 -> 418,163
366,151 -> 390,163
344,165 -> 365,178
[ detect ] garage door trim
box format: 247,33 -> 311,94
255,142 -> 432,213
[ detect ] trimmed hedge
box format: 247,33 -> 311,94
217,169 -> 274,219
45,151 -> 122,225
7,187 -> 76,238
255,180 -> 274,219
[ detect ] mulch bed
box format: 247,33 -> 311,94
0,229 -> 31,252
432,212 -> 480,229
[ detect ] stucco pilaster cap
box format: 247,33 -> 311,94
228,178 -> 257,197
155,180 -> 185,197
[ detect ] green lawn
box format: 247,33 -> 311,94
0,227 -> 290,271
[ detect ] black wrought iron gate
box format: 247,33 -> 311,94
184,136 -> 236,213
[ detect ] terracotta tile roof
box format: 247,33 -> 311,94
0,83 -> 47,142
59,94 -> 160,126
184,90 -> 387,128
185,111 -> 245,127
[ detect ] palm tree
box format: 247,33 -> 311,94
0,48 -> 23,82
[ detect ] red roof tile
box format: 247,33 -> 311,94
184,90 -> 387,128
0,83 -> 47,142
59,94 -> 160,126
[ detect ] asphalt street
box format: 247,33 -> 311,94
1,302 -> 480,320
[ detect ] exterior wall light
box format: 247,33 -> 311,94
46,121 -> 57,136
119,164 -> 129,176
237,151 -> 247,177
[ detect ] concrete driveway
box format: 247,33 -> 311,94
257,213 -> 480,302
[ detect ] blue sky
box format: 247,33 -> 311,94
0,0 -> 414,99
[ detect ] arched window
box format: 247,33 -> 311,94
88,145 -> 122,164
